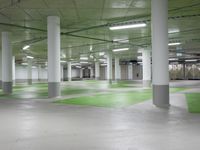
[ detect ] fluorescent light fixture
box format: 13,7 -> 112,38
23,45 -> 30,50
80,61 -> 88,64
99,52 -> 105,56
76,66 -> 81,68
176,53 -> 182,57
60,60 -> 66,63
61,54 -> 66,58
32,66 -> 37,69
113,48 -> 129,52
100,63 -> 107,66
113,39 -> 129,43
109,23 -> 146,30
90,55 -> 94,59
26,56 -> 34,59
168,29 -> 180,34
168,42 -> 181,46
72,63 -> 81,66
99,59 -> 106,62
90,45 -> 93,51
185,59 -> 197,62
169,58 -> 178,61
137,56 -> 142,60
80,57 -> 88,60
22,63 -> 28,65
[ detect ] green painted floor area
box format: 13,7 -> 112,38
0,81 -> 188,100
56,89 -> 152,108
0,83 -> 98,99
56,88 -> 187,108
186,93 -> 200,113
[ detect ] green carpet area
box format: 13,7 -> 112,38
186,93 -> 200,113
56,89 -> 152,108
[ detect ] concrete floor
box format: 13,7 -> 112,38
0,80 -> 200,150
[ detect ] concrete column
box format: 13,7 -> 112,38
115,56 -> 121,81
80,68 -> 83,79
60,64 -> 64,81
90,67 -> 94,78
38,65 -> 42,81
183,63 -> 186,80
95,62 -> 100,80
12,56 -> 16,85
2,32 -> 12,94
128,64 -> 133,80
0,49 -> 2,88
27,58 -> 32,85
151,0 -> 169,107
67,61 -> 72,81
48,16 -> 61,98
107,52 -> 112,83
142,49 -> 151,87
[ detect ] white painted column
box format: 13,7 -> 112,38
27,58 -> 32,85
90,67 -> 94,79
12,56 -> 16,85
80,68 -> 83,79
2,32 -> 12,94
151,0 -> 169,107
67,61 -> 72,81
142,49 -> 151,86
95,62 -> 100,80
115,56 -> 121,80
60,64 -> 64,81
0,49 -> 2,88
48,16 -> 61,98
128,63 -> 133,80
107,52 -> 112,83
38,65 -> 42,81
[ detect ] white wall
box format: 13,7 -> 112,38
15,65 -> 47,80
63,68 -> 80,78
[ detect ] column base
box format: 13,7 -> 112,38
108,79 -> 112,84
68,78 -> 72,82
28,79 -> 32,85
153,84 -> 170,108
0,80 -> 2,89
2,82 -> 12,94
48,82 -> 60,98
95,77 -> 100,80
13,80 -> 16,86
143,80 -> 151,87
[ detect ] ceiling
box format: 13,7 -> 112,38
0,0 -> 200,66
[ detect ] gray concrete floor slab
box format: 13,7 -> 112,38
0,80 -> 200,150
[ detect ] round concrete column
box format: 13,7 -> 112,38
27,58 -> 32,85
60,64 -> 64,81
90,67 -> 94,79
95,62 -> 100,80
107,52 -> 112,83
128,63 -> 133,80
67,61 -> 72,81
151,0 -> 169,107
38,65 -> 42,82
142,49 -> 151,87
12,56 -> 16,85
115,56 -> 121,81
2,32 -> 12,94
47,16 -> 61,98
0,49 -> 2,88
80,68 -> 83,79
